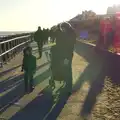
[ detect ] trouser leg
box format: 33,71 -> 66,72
64,61 -> 72,95
38,42 -> 43,58
30,74 -> 34,92
24,72 -> 29,92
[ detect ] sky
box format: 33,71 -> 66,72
0,0 -> 120,31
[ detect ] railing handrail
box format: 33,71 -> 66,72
0,35 -> 30,44
0,39 -> 31,57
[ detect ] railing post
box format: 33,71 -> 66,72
0,34 -> 31,67
7,42 -> 10,61
4,43 -> 7,63
0,44 -> 3,68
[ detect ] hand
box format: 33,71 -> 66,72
64,58 -> 69,65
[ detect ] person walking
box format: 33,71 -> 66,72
50,22 -> 76,95
34,26 -> 43,58
21,46 -> 36,93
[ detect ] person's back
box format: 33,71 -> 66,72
50,45 -> 65,80
34,27 -> 44,58
23,54 -> 36,73
34,27 -> 42,43
56,24 -> 76,59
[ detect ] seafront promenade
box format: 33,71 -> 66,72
0,34 -> 106,120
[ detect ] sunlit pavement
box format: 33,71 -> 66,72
0,41 -> 103,120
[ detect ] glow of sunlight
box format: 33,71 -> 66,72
0,0 -> 120,31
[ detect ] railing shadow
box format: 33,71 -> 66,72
0,65 -> 21,76
0,53 -> 43,77
0,62 -> 50,93
0,64 -> 50,113
9,84 -> 70,120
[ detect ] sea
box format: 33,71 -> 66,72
0,31 -> 31,39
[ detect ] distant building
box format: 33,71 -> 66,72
70,10 -> 97,23
107,5 -> 120,14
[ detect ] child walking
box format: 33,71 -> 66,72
21,46 -> 36,93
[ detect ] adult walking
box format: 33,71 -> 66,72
50,22 -> 76,95
34,26 -> 43,58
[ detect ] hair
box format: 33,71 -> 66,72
38,26 -> 41,30
23,46 -> 32,54
59,22 -> 75,33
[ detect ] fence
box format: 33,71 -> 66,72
0,33 -> 34,67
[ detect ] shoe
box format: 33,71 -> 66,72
30,87 -> 34,92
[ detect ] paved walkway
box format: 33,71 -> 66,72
0,41 -> 104,120
0,42 -> 53,112
0,42 -> 52,82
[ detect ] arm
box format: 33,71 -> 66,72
21,57 -> 25,72
33,56 -> 37,73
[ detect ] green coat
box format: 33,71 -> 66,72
22,55 -> 36,73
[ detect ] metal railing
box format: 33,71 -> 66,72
0,33 -> 34,67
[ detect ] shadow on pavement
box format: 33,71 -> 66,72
45,90 -> 69,120
73,41 -> 107,116
79,46 -> 120,116
0,65 -> 21,76
9,86 -> 53,120
73,41 -> 104,92
80,62 -> 107,116
10,85 -> 70,120
0,62 -> 50,93
0,64 -> 50,113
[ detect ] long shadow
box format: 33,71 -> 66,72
0,66 -> 50,113
80,58 -> 108,116
45,87 -> 70,120
73,41 -> 105,92
9,86 -> 53,120
9,84 -> 70,120
0,62 -> 50,93
74,41 -> 113,116
73,61 -> 103,92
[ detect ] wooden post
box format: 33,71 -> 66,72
0,44 -> 3,68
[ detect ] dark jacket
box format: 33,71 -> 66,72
55,29 -> 76,60
34,30 -> 43,43
22,54 -> 36,73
